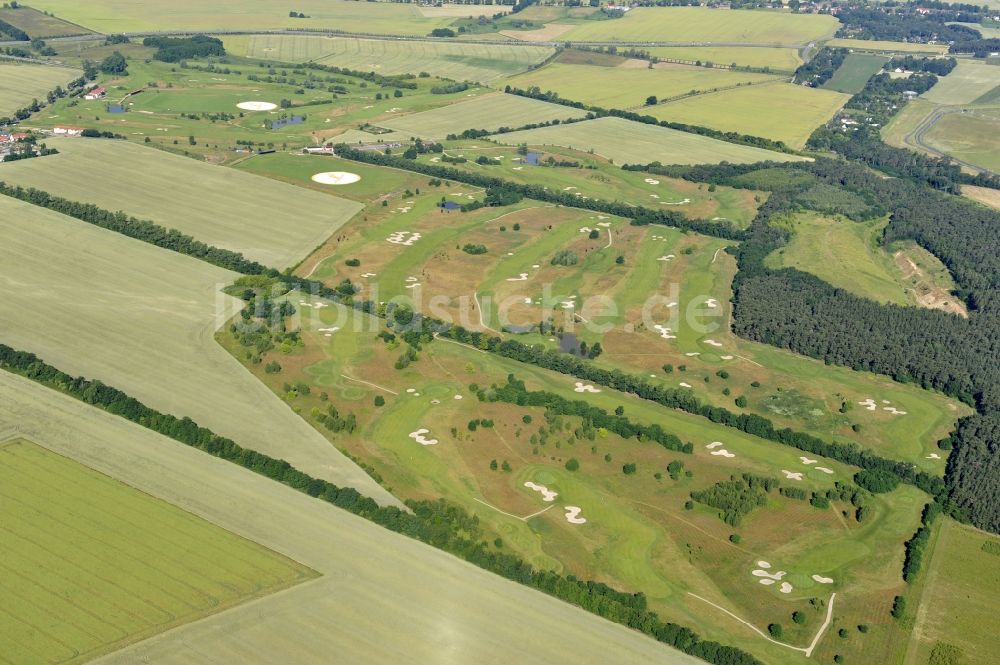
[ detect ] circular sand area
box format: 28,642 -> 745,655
312,171 -> 361,185
237,101 -> 277,111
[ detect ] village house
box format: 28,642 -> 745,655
84,86 -> 107,101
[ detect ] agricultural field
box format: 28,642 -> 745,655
906,519 -> 1000,665
0,438 -> 314,665
0,62 -> 81,117
0,195 -> 398,506
921,60 -> 1000,105
825,38 -> 950,54
649,83 -> 850,149
224,35 -> 555,83
493,117 -> 808,165
0,5 -> 92,37
917,108 -> 1000,173
504,61 -> 784,110
380,92 -> 587,137
0,138 -> 361,269
764,212 -> 967,316
0,371 -> 699,665
645,46 -> 803,72
557,7 -> 839,45
963,184 -> 1000,210
821,53 -> 889,94
28,0 -> 454,35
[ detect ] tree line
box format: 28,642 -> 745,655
0,343 -> 762,665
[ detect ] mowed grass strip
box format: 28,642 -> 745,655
504,62 -> 782,109
381,92 -> 586,137
494,116 -> 808,164
0,138 -> 360,269
558,7 -> 839,44
650,83 -> 849,149
0,196 -> 400,506
227,35 -> 554,82
0,62 -> 81,117
821,53 -> 888,94
0,439 -> 314,665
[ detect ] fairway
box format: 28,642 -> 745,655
822,53 -> 888,94
0,371 -> 703,665
650,83 -> 850,149
825,38 -> 950,54
27,0 -> 453,35
494,116 -> 807,165
645,46 -> 802,71
381,92 -> 586,137
0,62 -> 81,117
0,438 -> 314,665
504,61 -> 783,110
0,196 -> 399,506
921,61 -> 1000,105
907,519 -> 1000,665
226,34 -> 555,83
558,7 -> 838,44
0,138 -> 360,269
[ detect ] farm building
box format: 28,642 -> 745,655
84,86 -> 106,100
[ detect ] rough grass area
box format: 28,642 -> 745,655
921,108 -> 1000,173
381,92 -> 586,137
504,61 -> 782,110
0,371 -> 701,665
0,6 -> 92,37
650,83 -> 849,149
225,34 -> 554,82
558,7 -> 838,44
645,46 -> 802,71
922,61 -> 1000,105
0,62 -> 81,117
493,116 -> 807,165
0,438 -> 315,665
826,38 -> 950,54
0,138 -> 360,269
821,53 -> 888,94
0,196 -> 397,506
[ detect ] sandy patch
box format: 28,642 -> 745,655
311,171 -> 361,185
525,482 -> 558,502
679,382 -> 692,388
644,178 -> 660,185
811,575 -> 834,584
653,324 -> 676,340
753,568 -> 786,580
759,578 -> 776,586
710,449 -> 735,458
814,466 -> 834,474
799,456 -> 817,465
684,352 -> 700,357
501,22 -> 575,42
564,506 -> 587,524
574,382 -> 601,393
757,560 -> 771,569
656,254 -> 675,262
387,231 -> 421,246
779,582 -> 793,594
782,470 -> 804,481
705,298 -> 719,308
661,198 -> 691,205
409,428 -> 439,446
706,442 -> 724,450
704,339 -> 723,347
720,355 -> 734,360
926,453 -> 941,459
506,273 -> 529,282
454,394 -> 463,400
237,101 -> 277,111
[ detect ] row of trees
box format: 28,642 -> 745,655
142,35 -> 226,63
0,343 -> 762,665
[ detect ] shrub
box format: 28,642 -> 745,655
855,468 -> 900,494
462,243 -> 488,255
345,258 -> 361,267
768,623 -> 783,639
374,395 -> 385,407
551,249 -> 579,266
565,458 -> 580,471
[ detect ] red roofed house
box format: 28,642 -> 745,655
84,86 -> 106,100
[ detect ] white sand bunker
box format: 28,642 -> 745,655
706,442 -> 724,450
704,339 -> 723,348
387,231 -> 421,246
759,578 -> 776,586
656,254 -> 675,262
782,470 -> 804,481
705,298 -> 719,308
560,301 -> 575,309
757,560 -> 771,569
720,355 -> 734,360
579,226 -> 594,233
800,456 -> 817,465
926,453 -> 941,459
679,382 -> 692,388
858,398 -> 877,411
597,222 -> 611,228
884,406 -> 907,415
574,382 -> 601,393
409,429 -> 438,446
811,575 -> 834,584
454,394 -> 463,400
361,272 -> 377,278
644,178 -> 660,185
779,582 -> 793,594
711,449 -> 736,458
661,198 -> 691,205
564,506 -> 587,524
312,171 -> 361,185
753,568 -> 786,581
650,194 -> 660,199
507,273 -> 529,282
524,482 -> 558,502
685,352 -> 700,357
815,466 -> 834,474
653,324 -> 676,340
237,101 -> 277,111
405,283 -> 420,289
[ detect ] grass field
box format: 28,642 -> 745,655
963,184 -> 1000,210
0,195 -> 398,506
28,0 -> 454,35
0,62 -> 81,117
0,5 -> 92,37
504,61 -> 783,110
381,92 -> 587,137
906,519 -> 1000,665
821,53 -> 888,94
649,83 -> 850,149
0,438 -> 314,665
922,61 -> 1000,105
558,7 -> 838,45
0,371 -> 702,665
493,116 -> 808,165
224,35 -> 554,83
920,108 -> 1000,173
825,38 -> 950,54
645,46 -> 802,71
0,138 -> 360,269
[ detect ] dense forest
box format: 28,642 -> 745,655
142,35 -> 226,62
835,5 -> 1000,57
793,47 -> 847,88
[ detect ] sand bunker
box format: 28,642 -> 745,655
597,222 -> 611,228
926,453 -> 941,459
650,194 -> 660,199
679,382 -> 692,388
564,506 -> 587,524
525,481 -> 558,502
711,449 -> 736,458
574,382 -> 601,393
800,456 -> 817,465
237,101 -> 277,111
454,394 -> 463,400
782,470 -> 804,481
318,326 -> 340,334
811,575 -> 834,584
311,171 -> 361,185
560,301 -> 575,309
704,339 -> 723,348
507,273 -> 529,282
815,466 -> 834,474
387,231 -> 422,246
759,578 -> 776,586
656,255 -> 675,262
361,272 -> 377,278
883,406 -> 907,415
579,226 -> 594,233
653,324 -> 676,340
757,560 -> 771,569
685,352 -> 700,357
753,568 -> 786,580
858,398 -> 877,411
661,198 -> 691,205
644,178 -> 660,185
706,442 -> 724,450
705,298 -> 719,308
720,355 -> 734,360
779,582 -> 793,594
409,428 -> 439,446
405,283 -> 420,289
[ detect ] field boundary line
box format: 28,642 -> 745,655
472,497 -> 554,521
339,373 -> 398,395
434,333 -> 488,354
